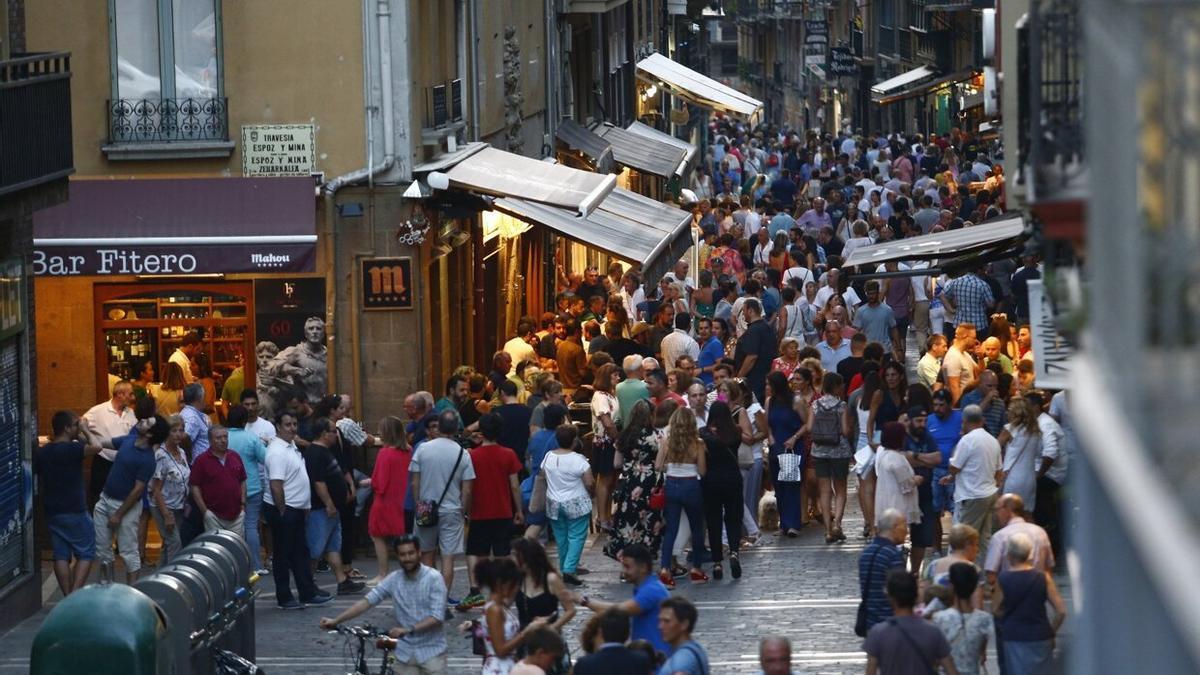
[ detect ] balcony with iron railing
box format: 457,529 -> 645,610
0,52 -> 73,196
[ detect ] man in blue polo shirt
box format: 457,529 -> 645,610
94,414 -> 167,583
576,543 -> 670,653
926,389 -> 963,553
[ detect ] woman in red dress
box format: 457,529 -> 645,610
367,415 -> 411,585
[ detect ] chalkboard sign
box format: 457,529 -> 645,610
0,339 -> 25,591
432,84 -> 448,128
830,47 -> 859,77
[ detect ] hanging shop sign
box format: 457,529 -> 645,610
361,257 -> 414,311
805,21 -> 829,68
242,124 -> 316,177
829,47 -> 860,78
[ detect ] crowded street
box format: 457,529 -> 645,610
5,0 -> 1193,674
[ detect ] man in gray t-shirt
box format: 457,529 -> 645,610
853,281 -> 900,360
409,411 -> 476,600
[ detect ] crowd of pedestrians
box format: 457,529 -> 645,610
33,121 -> 1071,674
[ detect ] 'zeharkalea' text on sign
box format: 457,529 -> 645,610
242,124 -> 316,177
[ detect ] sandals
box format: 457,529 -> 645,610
345,568 -> 366,580
670,563 -> 689,578
834,527 -> 847,542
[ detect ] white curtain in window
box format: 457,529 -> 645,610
115,0 -> 161,99
173,0 -> 218,99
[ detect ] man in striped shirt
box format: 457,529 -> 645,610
321,534 -> 448,673
858,509 -> 907,633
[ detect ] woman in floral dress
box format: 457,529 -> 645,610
603,399 -> 664,561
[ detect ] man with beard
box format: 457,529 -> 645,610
433,374 -> 469,431
902,406 -> 942,573
320,535 -> 449,672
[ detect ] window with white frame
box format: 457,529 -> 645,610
909,0 -> 930,33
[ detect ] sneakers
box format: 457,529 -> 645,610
277,599 -> 305,610
730,554 -> 742,580
316,560 -> 332,573
447,597 -> 462,607
303,593 -> 334,606
456,593 -> 486,611
574,565 -> 591,576
337,579 -> 366,595
562,573 -> 583,587
255,568 -> 271,577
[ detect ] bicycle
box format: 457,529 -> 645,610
327,623 -> 397,675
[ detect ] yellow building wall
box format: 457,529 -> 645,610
24,0 -> 366,179
34,276 -> 96,431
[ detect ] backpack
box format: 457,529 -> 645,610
811,397 -> 843,446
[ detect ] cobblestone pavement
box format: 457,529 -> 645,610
0,476 -> 1073,673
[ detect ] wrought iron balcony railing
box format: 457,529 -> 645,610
107,97 -> 229,144
0,52 -> 73,196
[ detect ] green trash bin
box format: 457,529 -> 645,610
31,583 -> 172,675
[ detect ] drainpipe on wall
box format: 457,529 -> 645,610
322,0 -> 403,400
471,0 -> 481,142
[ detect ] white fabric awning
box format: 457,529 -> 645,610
636,52 -> 763,118
440,146 -> 616,217
870,65 -> 937,96
842,214 -> 1027,268
493,188 -> 692,287
624,121 -> 698,174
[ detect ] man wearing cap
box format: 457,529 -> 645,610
902,406 -> 942,573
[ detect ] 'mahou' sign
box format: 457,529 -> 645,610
242,124 -> 316,177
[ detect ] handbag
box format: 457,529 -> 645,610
528,470 -> 548,514
853,445 -> 876,478
648,485 -> 666,510
415,449 -> 463,528
776,448 -> 802,483
855,547 -> 884,637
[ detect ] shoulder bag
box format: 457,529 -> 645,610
414,448 -> 463,528
890,618 -> 937,675
855,546 -> 884,637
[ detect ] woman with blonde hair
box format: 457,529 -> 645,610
155,362 -> 187,416
997,397 -> 1042,511
654,406 -> 709,588
367,415 -> 412,585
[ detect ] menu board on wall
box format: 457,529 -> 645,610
0,340 -> 26,591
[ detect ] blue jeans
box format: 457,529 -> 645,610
244,493 -> 264,570
661,477 -> 707,570
549,509 -> 589,574
1003,639 -> 1052,675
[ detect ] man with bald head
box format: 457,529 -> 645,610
942,405 -> 1002,556
984,493 -> 1054,586
959,370 -> 1007,436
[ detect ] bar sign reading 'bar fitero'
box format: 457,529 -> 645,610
361,257 -> 413,310
242,124 -> 316,177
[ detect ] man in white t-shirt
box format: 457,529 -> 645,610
813,269 -> 862,312
941,324 -> 980,406
943,405 -> 1002,556
83,381 -> 137,504
169,332 -> 202,383
502,318 -> 539,375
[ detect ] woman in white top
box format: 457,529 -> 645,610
840,219 -> 874,262
654,406 -> 709,587
475,557 -> 550,675
150,416 -> 191,563
997,398 -> 1042,511
540,424 -> 594,578
873,422 -> 923,528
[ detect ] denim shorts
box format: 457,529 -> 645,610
305,508 -> 343,559
932,467 -> 956,513
49,512 -> 97,561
